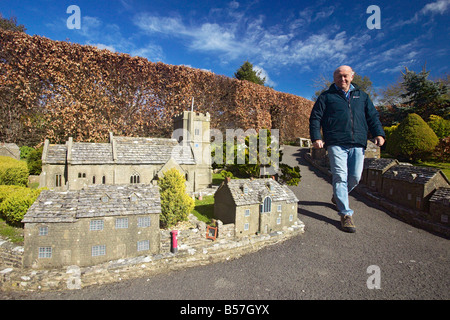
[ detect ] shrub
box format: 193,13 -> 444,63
279,164 -> 301,186
0,186 -> 43,225
386,113 -> 439,162
433,137 -> 450,162
19,146 -> 34,160
26,147 -> 43,175
427,115 -> 450,139
159,168 -> 195,228
0,156 -> 29,186
383,124 -> 399,142
0,185 -> 22,204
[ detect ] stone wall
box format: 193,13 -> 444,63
0,218 -> 305,292
0,239 -> 23,268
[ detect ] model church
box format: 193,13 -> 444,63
39,111 -> 212,193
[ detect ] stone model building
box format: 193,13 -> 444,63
22,184 -> 161,268
362,158 -> 399,192
429,187 -> 450,226
39,111 -> 212,193
0,143 -> 20,160
214,177 -> 299,237
381,165 -> 450,212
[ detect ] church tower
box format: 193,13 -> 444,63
173,110 -> 212,191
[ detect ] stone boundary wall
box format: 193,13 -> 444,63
0,240 -> 23,268
0,215 -> 304,292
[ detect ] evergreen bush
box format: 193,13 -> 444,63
159,168 -> 195,228
0,156 -> 29,186
386,113 -> 439,162
427,115 -> 450,139
0,186 -> 43,225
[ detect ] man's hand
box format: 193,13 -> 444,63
313,139 -> 324,149
373,136 -> 385,147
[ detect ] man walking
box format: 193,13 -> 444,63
309,66 -> 385,233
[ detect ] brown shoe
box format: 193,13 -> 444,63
340,215 -> 356,233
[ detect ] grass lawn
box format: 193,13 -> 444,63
191,194 -> 215,224
0,217 -> 23,244
381,152 -> 450,179
416,160 -> 450,180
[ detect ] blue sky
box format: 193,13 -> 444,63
1,0 -> 449,101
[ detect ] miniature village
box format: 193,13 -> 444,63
2,110 -> 302,270
0,110 -> 449,291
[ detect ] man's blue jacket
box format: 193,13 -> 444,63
309,83 -> 385,149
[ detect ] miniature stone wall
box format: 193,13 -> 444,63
0,239 -> 23,268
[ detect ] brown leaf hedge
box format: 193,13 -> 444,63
0,29 -> 313,146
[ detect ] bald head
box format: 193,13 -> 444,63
333,65 -> 354,92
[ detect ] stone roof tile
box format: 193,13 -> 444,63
225,178 -> 298,206
23,184 -> 161,223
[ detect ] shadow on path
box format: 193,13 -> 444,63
297,200 -> 341,231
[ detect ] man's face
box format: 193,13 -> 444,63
333,67 -> 354,92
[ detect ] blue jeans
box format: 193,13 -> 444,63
327,145 -> 365,217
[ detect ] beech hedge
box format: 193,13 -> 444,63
0,29 -> 313,146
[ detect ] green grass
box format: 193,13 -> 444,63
415,160 -> 450,180
381,151 -> 449,180
192,195 -> 215,224
0,217 -> 24,244
212,172 -> 225,186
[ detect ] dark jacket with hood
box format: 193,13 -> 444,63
309,83 -> 385,149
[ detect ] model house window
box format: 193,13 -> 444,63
90,219 -> 104,231
130,173 -> 140,184
92,176 -> 96,184
244,209 -> 250,217
78,173 -> 86,178
102,175 -> 106,184
277,205 -> 282,212
276,217 -> 281,225
289,214 -> 293,222
92,245 -> 106,257
38,247 -> 52,258
115,218 -> 128,229
137,240 -> 150,252
55,174 -> 62,187
138,217 -> 151,227
244,223 -> 249,231
261,197 -> 272,213
39,226 -> 48,236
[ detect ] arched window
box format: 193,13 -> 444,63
261,196 -> 272,213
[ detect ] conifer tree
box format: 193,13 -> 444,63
386,113 -> 439,162
234,61 -> 265,85
159,168 -> 195,228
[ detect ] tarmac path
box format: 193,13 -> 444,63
2,146 -> 449,300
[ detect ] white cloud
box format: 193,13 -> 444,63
133,10 -> 363,72
421,0 -> 450,15
394,0 -> 450,26
253,65 -> 276,87
92,43 -> 116,52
